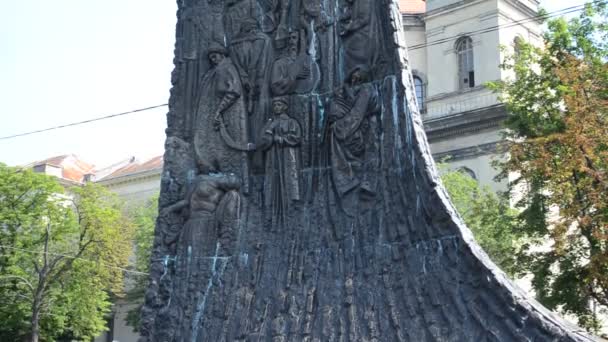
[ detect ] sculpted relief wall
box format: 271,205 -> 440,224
140,0 -> 596,341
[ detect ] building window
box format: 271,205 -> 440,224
456,36 -> 475,89
414,76 -> 425,112
513,36 -> 524,59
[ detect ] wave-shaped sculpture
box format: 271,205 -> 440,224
139,0 -> 596,340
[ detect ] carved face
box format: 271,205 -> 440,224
272,100 -> 288,115
350,70 -> 363,85
288,32 -> 299,54
209,52 -> 225,66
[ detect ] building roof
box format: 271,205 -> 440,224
100,156 -> 163,180
27,154 -> 96,183
399,0 -> 426,13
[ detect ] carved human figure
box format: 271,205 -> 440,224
339,0 -> 381,78
163,173 -> 241,257
329,65 -> 379,197
161,172 -> 241,341
299,0 -> 331,56
193,42 -> 253,180
160,136 -> 194,247
260,97 -> 303,221
270,31 -> 316,96
301,0 -> 331,30
270,0 -> 294,45
224,0 -> 255,40
230,17 -> 272,116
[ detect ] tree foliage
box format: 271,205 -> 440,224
440,167 -> 522,276
125,194 -> 158,332
488,2 -> 608,332
0,164 -> 135,341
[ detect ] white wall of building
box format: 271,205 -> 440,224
100,173 -> 161,206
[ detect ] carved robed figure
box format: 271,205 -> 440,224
260,97 -> 302,223
193,43 -> 252,178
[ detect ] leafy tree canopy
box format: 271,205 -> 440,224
125,194 -> 158,332
0,164 -> 135,342
488,1 -> 608,332
440,166 -> 522,276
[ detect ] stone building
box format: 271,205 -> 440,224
401,0 -> 541,192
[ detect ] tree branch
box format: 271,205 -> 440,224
0,275 -> 34,292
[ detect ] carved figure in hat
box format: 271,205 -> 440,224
193,41 -> 253,188
339,0 -> 382,78
230,17 -> 272,117
259,97 -> 302,222
329,65 -> 379,198
270,31 -> 318,96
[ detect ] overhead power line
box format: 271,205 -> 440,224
0,3 -> 598,142
0,104 -> 168,141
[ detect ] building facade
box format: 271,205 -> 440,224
402,0 -> 541,192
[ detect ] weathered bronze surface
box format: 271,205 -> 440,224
140,1 -> 596,341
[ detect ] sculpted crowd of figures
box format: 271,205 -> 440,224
176,0 -> 385,226
145,1 -> 389,338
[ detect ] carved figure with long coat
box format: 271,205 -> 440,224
339,0 -> 381,78
193,43 -> 253,185
230,18 -> 272,115
329,66 -> 379,197
260,97 -> 303,222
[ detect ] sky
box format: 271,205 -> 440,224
0,0 -> 590,168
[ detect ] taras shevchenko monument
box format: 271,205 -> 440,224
139,0 -> 597,341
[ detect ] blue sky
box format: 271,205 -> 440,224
0,0 -> 589,168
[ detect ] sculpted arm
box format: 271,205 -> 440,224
215,68 -> 242,115
283,119 -> 302,147
216,174 -> 241,191
259,120 -> 276,151
201,174 -> 241,192
161,199 -> 188,217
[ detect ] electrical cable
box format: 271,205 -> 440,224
0,104 -> 168,141
0,2 -> 601,141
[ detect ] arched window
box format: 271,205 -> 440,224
456,36 -> 474,89
414,76 -> 425,111
513,36 -> 524,59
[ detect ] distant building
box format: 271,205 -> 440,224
96,156 -> 163,204
401,0 -> 542,192
26,154 -> 96,186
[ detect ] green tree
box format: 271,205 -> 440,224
0,164 -> 135,342
488,1 -> 608,332
125,194 -> 158,331
440,167 -> 522,276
